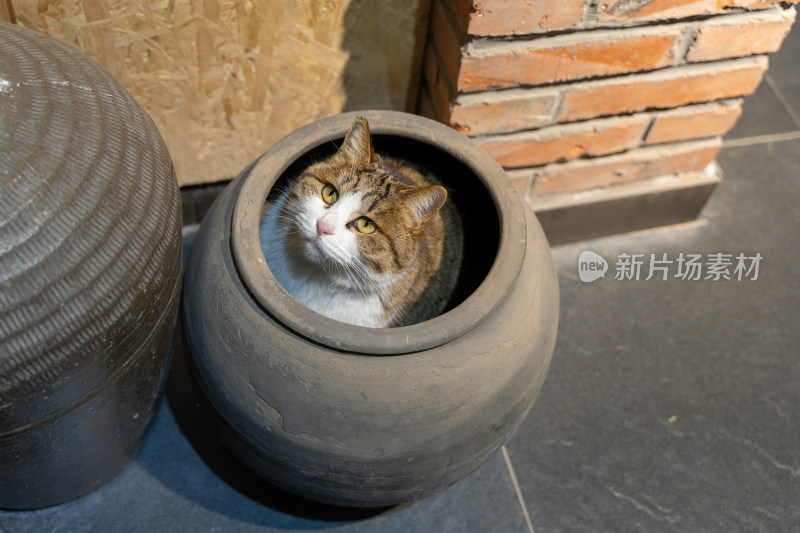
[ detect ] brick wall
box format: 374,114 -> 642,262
419,0 -> 797,243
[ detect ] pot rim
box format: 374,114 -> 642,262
231,110 -> 527,354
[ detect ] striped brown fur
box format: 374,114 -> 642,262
278,118 -> 447,326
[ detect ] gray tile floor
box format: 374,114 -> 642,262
3,21 -> 799,533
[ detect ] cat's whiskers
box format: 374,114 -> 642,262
321,242 -> 361,287
277,199 -> 407,296
345,256 -> 395,295
337,264 -> 369,298
259,117 -> 449,328
313,238 -> 384,297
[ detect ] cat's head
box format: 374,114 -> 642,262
281,118 -> 447,292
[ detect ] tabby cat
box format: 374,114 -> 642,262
259,118 -> 448,328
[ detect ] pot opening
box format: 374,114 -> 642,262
260,133 -> 500,327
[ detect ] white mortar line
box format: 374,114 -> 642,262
501,445 -> 535,533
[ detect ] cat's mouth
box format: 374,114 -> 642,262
303,236 -> 344,271
303,236 -> 327,262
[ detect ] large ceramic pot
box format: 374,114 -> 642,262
0,23 -> 182,509
182,110 -> 558,507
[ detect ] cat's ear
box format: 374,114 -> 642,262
338,118 -> 374,164
402,185 -> 447,230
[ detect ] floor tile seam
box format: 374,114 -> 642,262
722,130 -> 800,149
501,445 -> 536,533
764,72 -> 800,129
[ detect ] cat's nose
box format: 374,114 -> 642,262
316,218 -> 335,236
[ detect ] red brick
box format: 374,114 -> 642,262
596,0 -> 798,22
532,139 -> 721,194
558,57 -> 767,123
459,30 -> 680,92
597,0 -> 717,23
477,116 -> 650,168
430,0 -> 464,85
720,0 -> 799,7
450,91 -> 558,135
466,0 -> 586,36
645,102 -> 742,145
686,9 -> 796,62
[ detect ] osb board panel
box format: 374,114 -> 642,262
4,0 -> 429,185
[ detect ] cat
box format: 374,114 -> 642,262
259,118 -> 450,328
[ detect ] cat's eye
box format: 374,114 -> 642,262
354,217 -> 376,234
321,183 -> 338,205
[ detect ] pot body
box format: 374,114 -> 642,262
0,23 -> 182,509
183,111 -> 558,507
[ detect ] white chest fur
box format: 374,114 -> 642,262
259,195 -> 392,328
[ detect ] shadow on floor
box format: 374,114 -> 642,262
148,325 -> 400,525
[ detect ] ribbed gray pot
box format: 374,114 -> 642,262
182,110 -> 559,507
0,23 -> 182,509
